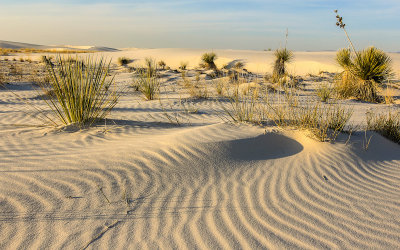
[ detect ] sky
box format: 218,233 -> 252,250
0,0 -> 399,51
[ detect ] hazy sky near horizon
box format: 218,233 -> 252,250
0,0 -> 399,51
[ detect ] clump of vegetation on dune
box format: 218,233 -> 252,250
223,86 -> 353,142
272,48 -> 294,83
117,57 -> 130,66
132,57 -> 160,100
37,56 -> 120,127
157,60 -> 166,70
367,111 -> 400,144
334,10 -> 393,103
201,52 -> 217,70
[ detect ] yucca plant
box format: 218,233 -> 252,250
134,71 -> 160,100
118,57 -> 130,66
201,52 -> 217,70
335,47 -> 392,102
272,48 -> 294,83
40,56 -> 119,127
334,10 -> 393,102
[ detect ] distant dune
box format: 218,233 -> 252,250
0,40 -> 119,52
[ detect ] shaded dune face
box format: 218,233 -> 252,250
219,133 -> 303,161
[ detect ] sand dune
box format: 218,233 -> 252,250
0,40 -> 119,52
1,72 -> 400,249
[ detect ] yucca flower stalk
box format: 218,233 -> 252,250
41,56 -> 119,127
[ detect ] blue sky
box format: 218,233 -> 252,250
0,0 -> 399,51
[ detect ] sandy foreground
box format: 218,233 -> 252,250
1,47 -> 400,249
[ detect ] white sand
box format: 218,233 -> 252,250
0,48 -> 400,249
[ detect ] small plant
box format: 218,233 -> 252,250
179,61 -> 188,71
201,52 -> 217,70
0,72 -> 6,87
118,57 -> 130,66
316,84 -> 333,102
134,70 -> 160,100
38,56 -> 119,127
383,87 -> 395,104
214,79 -> 225,96
19,57 -> 24,62
366,111 -> 400,144
158,60 -> 166,70
234,61 -> 244,70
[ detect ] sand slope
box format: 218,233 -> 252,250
1,83 -> 400,249
0,40 -> 118,52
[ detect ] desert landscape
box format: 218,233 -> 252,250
0,35 -> 400,249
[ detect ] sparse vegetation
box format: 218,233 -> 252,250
223,87 -> 353,142
201,52 -> 217,70
316,84 -> 333,102
367,111 -> 400,144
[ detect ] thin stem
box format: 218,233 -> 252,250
343,28 -> 357,55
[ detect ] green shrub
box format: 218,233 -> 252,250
158,60 -> 166,70
179,61 -> 188,70
118,57 -> 130,66
316,84 -> 333,102
40,56 -> 119,126
201,52 -> 217,70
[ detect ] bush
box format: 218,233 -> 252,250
118,57 -> 130,66
201,52 -> 217,70
179,61 -> 188,71
40,56 -> 119,126
158,60 -> 166,70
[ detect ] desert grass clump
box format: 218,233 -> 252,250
272,48 -> 294,83
39,56 -> 119,127
179,61 -> 188,71
316,84 -> 333,102
214,78 -> 226,96
118,57 -> 130,66
158,60 -> 166,70
201,52 -> 217,70
223,89 -> 262,124
367,111 -> 400,144
133,60 -> 160,100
